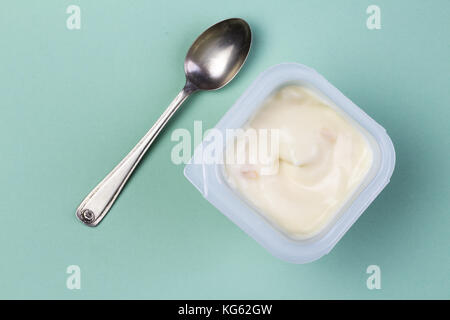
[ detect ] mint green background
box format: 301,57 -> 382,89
0,0 -> 449,299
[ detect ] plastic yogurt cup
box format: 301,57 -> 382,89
184,63 -> 395,263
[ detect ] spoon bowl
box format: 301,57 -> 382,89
185,18 -> 251,91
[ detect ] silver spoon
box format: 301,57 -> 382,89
76,18 -> 252,226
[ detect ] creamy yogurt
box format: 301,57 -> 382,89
224,85 -> 373,239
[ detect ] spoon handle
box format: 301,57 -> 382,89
76,85 -> 193,226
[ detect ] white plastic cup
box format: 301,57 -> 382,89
184,63 -> 395,263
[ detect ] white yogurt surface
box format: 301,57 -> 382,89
224,85 -> 373,239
